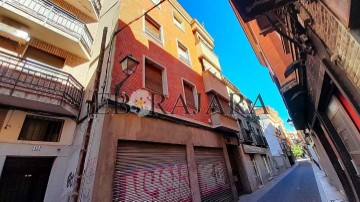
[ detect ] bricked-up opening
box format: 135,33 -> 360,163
145,58 -> 164,94
18,115 -> 64,142
24,46 -> 65,69
144,14 -> 162,42
183,81 -> 196,107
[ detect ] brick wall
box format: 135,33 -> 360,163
112,0 -> 211,124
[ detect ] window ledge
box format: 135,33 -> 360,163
144,30 -> 164,46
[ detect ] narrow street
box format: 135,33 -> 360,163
258,161 -> 321,202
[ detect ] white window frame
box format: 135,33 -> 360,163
142,55 -> 168,96
176,39 -> 191,67
143,13 -> 164,45
181,78 -> 198,109
173,11 -> 184,31
149,0 -> 161,9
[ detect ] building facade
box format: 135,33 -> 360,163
230,0 -> 360,200
91,0 -> 242,201
0,0 -> 121,201
256,106 -> 292,174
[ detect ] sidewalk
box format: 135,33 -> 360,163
238,159 -> 348,202
310,161 -> 347,202
238,162 -> 299,202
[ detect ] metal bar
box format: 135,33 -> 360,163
0,51 -> 83,110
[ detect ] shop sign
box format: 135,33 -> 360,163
243,144 -> 267,154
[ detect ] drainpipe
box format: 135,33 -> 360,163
72,27 -> 108,201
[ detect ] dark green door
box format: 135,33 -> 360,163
0,157 -> 54,202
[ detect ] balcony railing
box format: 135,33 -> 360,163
254,133 -> 268,147
239,128 -> 254,143
0,0 -> 93,52
92,0 -> 102,15
0,51 -> 83,111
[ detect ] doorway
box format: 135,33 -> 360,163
226,145 -> 245,195
0,157 -> 54,202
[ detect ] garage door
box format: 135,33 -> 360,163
195,147 -> 233,202
112,141 -> 192,201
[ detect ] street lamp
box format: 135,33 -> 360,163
114,54 -> 139,97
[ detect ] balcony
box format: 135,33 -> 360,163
230,0 -> 295,22
202,70 -> 229,99
0,0 -> 93,59
254,133 -> 268,147
239,128 -> 254,143
61,0 -> 101,20
196,40 -> 221,70
211,113 -> 240,133
0,52 -> 84,117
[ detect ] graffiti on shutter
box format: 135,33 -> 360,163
112,141 -> 192,201
195,147 -> 233,202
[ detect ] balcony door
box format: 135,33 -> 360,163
24,46 -> 65,68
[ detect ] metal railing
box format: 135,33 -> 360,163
254,133 -> 268,147
239,128 -> 254,143
92,0 -> 102,15
0,51 -> 84,111
0,0 -> 93,52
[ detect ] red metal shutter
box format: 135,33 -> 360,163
194,147 -> 234,201
112,142 -> 192,202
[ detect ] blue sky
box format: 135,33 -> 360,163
178,0 -> 295,131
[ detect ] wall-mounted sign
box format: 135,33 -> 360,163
243,144 -> 267,154
32,145 -> 41,151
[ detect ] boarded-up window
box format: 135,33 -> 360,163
145,15 -> 162,41
145,59 -> 163,94
25,46 -> 65,68
184,81 -> 195,107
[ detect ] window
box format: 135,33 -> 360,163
144,58 -> 165,94
144,15 -> 162,43
207,92 -> 230,114
183,81 -> 196,107
150,0 -> 161,6
25,46 -> 65,68
173,13 -> 184,30
177,41 -> 190,65
18,115 -> 64,142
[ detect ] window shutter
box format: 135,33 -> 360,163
145,61 -> 163,94
220,97 -> 230,114
178,43 -> 189,63
145,16 -> 161,40
25,47 -> 65,68
184,82 -> 195,107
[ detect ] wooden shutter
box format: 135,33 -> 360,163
194,147 -> 233,201
184,82 -> 195,107
145,60 -> 163,94
112,142 -> 192,201
145,15 -> 161,40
